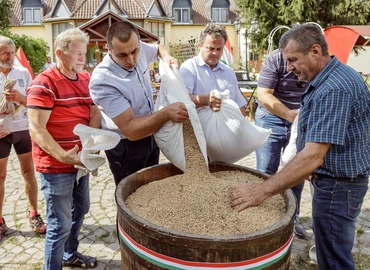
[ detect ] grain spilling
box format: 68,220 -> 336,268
125,120 -> 285,236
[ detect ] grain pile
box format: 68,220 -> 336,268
126,120 -> 285,236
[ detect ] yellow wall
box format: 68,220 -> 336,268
10,26 -> 45,39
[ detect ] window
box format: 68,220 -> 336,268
23,8 -> 42,23
212,8 -> 228,23
52,23 -> 73,42
174,8 -> 190,23
145,22 -> 165,38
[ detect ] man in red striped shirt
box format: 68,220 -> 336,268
27,28 -> 101,270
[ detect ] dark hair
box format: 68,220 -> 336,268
107,21 -> 140,48
279,24 -> 328,56
200,23 -> 228,43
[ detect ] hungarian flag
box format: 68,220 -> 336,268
15,47 -> 34,79
220,38 -> 234,67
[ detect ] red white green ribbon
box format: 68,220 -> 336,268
118,224 -> 294,270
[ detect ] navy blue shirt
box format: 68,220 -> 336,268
297,56 -> 370,177
257,49 -> 306,110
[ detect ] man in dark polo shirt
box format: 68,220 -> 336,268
254,48 -> 308,239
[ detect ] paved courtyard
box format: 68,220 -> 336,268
1,147 -> 369,269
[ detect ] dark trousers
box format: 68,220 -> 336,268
105,135 -> 159,186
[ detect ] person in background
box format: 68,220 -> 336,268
154,68 -> 161,83
232,24 -> 369,270
27,28 -> 101,270
179,23 -> 246,116
42,56 -> 56,71
149,69 -> 155,83
254,48 -> 309,239
89,21 -> 188,186
0,36 -> 47,240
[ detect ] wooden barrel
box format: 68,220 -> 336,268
115,162 -> 296,270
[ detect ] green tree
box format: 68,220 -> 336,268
0,0 -> 12,30
1,30 -> 49,73
236,0 -> 370,53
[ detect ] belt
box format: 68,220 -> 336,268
312,173 -> 368,181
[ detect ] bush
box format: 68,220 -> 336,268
0,29 -> 50,74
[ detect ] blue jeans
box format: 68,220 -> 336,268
40,172 -> 90,270
255,106 -> 304,218
311,175 -> 368,270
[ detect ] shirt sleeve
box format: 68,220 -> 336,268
257,51 -> 280,90
89,72 -> 131,119
27,74 -> 55,109
141,41 -> 159,64
179,59 -> 197,95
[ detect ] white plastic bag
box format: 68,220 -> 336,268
281,112 -> 299,166
198,91 -> 271,163
154,60 -> 208,172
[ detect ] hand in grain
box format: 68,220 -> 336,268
231,183 -> 267,212
209,90 -> 222,112
166,102 -> 189,123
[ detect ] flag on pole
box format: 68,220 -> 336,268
15,47 -> 34,79
220,38 -> 234,67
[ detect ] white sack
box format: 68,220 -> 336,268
198,91 -> 271,163
281,112 -> 299,166
154,60 -> 208,172
73,124 -> 121,181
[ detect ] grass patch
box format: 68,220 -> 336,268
356,227 -> 364,235
6,236 -> 19,245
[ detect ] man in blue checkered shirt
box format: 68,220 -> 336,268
231,24 -> 369,270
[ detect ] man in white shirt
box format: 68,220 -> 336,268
42,56 -> 56,71
0,36 -> 47,240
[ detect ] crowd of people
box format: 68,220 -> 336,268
0,21 -> 369,270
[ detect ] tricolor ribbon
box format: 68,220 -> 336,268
118,224 -> 294,270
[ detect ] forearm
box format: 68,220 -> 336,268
158,45 -> 173,59
29,126 -> 68,162
259,94 -> 292,121
115,110 -> 170,141
89,106 -> 102,128
189,94 -> 209,108
261,144 -> 326,197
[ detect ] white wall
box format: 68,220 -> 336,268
347,47 -> 370,74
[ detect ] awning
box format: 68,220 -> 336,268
324,25 -> 370,63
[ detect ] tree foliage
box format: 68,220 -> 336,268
236,0 -> 370,53
0,0 -> 12,30
0,30 -> 50,73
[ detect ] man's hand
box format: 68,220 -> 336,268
163,55 -> 180,69
165,102 -> 189,123
231,183 -> 268,212
209,90 -> 222,112
285,109 -> 299,123
60,145 -> 84,166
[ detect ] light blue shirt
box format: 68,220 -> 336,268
179,53 -> 247,108
89,41 -> 158,139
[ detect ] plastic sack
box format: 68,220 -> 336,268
281,112 -> 299,166
198,91 -> 271,163
0,78 -> 16,135
154,60 -> 208,172
73,124 -> 121,181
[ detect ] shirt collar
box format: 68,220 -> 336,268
104,54 -> 132,78
307,55 -> 339,92
195,53 -> 224,71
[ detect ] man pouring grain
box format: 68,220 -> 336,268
89,21 -> 189,186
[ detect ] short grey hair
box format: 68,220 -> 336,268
279,24 -> 329,56
54,28 -> 89,54
0,35 -> 15,48
200,23 -> 228,43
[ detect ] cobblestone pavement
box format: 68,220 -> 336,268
1,148 -> 369,270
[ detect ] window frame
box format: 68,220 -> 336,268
211,8 -> 229,23
173,7 -> 190,23
23,7 -> 42,23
